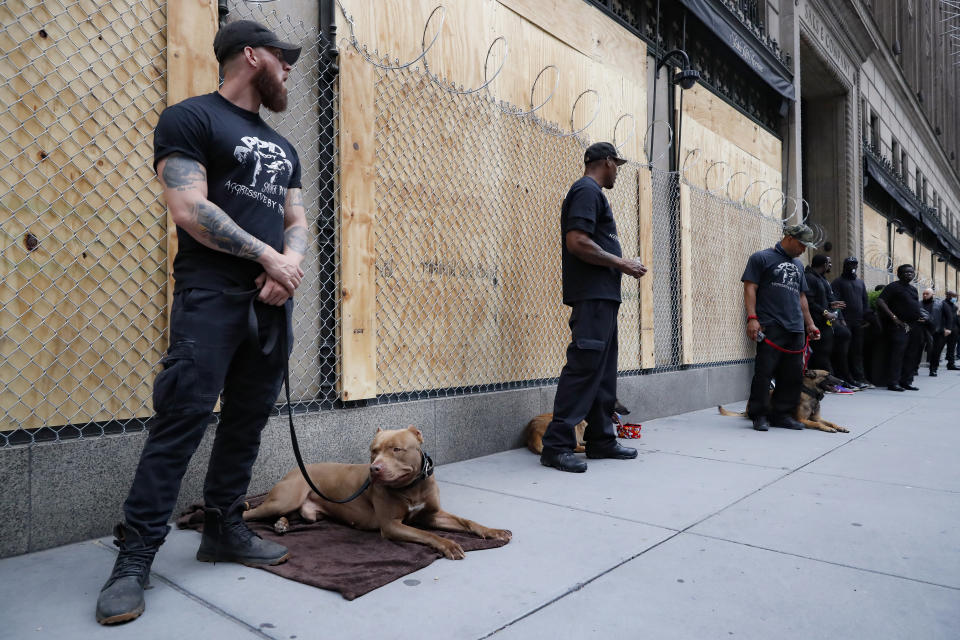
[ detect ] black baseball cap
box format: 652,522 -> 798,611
214,20 -> 301,65
584,142 -> 627,166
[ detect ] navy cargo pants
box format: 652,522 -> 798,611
541,299 -> 619,455
123,287 -> 291,543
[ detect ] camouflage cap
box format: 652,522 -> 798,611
783,224 -> 817,248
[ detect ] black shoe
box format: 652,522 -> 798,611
770,416 -> 804,430
585,442 -> 639,459
887,385 -> 904,391
540,450 -> 588,472
96,523 -> 161,625
752,416 -> 769,431
946,365 -> 959,371
196,498 -> 289,566
902,384 -> 919,391
855,380 -> 875,389
930,371 -> 938,377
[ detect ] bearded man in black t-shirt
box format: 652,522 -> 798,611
539,142 -> 648,473
96,21 -> 307,625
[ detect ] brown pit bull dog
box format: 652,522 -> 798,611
243,426 -> 512,559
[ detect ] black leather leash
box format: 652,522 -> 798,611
236,289 -> 370,504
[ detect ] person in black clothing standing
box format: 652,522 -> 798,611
876,265 -> 925,391
96,21 -> 307,625
945,291 -> 959,371
804,255 -> 846,376
831,257 -> 872,387
742,225 -> 820,432
540,142 -> 648,473
920,288 -> 954,376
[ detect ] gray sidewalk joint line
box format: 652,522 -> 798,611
795,469 -> 960,494
439,479 -> 680,532
639,448 -> 787,469
686,531 -> 960,592
91,540 -> 274,639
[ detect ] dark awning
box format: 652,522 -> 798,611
678,0 -> 795,101
864,154 -> 921,221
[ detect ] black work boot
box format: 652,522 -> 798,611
196,498 -> 289,566
96,523 -> 161,625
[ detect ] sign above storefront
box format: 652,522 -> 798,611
678,0 -> 795,101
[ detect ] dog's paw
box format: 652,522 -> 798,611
273,516 -> 290,535
573,445 -> 586,453
438,539 -> 466,560
835,425 -> 850,433
485,528 -> 512,543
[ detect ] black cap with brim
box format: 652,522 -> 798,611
584,141 -> 627,166
214,19 -> 302,66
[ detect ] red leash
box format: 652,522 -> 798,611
762,334 -> 813,372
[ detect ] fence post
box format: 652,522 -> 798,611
165,0 -> 220,326
679,181 -> 694,365
638,167 -> 656,368
338,47 -> 378,401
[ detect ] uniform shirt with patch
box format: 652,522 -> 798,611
154,92 -> 302,291
560,176 -> 622,305
741,243 -> 810,333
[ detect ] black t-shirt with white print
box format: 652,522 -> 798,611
154,92 -> 302,291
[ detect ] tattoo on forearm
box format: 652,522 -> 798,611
284,225 -> 309,255
190,201 -> 266,260
161,156 -> 206,191
289,189 -> 305,209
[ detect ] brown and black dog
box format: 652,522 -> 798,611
243,426 -> 511,559
718,369 -> 850,433
525,400 -> 631,454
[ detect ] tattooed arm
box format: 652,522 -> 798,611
282,188 -> 309,263
257,188 -> 309,306
158,154 -> 303,294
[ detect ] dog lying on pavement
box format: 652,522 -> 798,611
243,426 -> 512,559
525,400 -> 631,454
718,369 -> 851,433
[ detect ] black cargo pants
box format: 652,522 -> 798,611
123,287 -> 291,543
541,299 -> 619,455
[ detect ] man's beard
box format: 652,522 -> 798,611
255,67 -> 288,112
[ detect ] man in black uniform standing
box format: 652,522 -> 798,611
876,265 -> 924,391
540,142 -> 648,473
96,21 -> 307,624
742,225 -> 820,431
831,257 -> 871,387
945,291 -> 959,371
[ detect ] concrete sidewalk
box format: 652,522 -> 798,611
2,372 -> 958,640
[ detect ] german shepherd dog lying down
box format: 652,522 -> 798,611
525,400 -> 631,454
718,369 -> 851,433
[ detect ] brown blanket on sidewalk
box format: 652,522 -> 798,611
176,494 -> 509,600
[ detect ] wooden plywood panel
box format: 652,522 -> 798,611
338,48 -> 378,400
0,0 -> 169,431
336,0 -> 647,163
862,203 -> 888,262
677,83 -> 783,365
338,0 -> 650,393
637,166 -> 655,368
892,231 -> 913,272
917,243 -> 933,289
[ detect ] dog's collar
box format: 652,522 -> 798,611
801,385 -> 824,401
389,450 -> 434,491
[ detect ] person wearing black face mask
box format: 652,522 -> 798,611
945,291 -> 959,371
831,256 -> 872,388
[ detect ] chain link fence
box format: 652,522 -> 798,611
2,0 -> 790,447
1,0 -> 168,445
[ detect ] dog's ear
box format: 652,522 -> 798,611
406,425 -> 424,443
375,427 -> 382,433
804,369 -> 817,379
